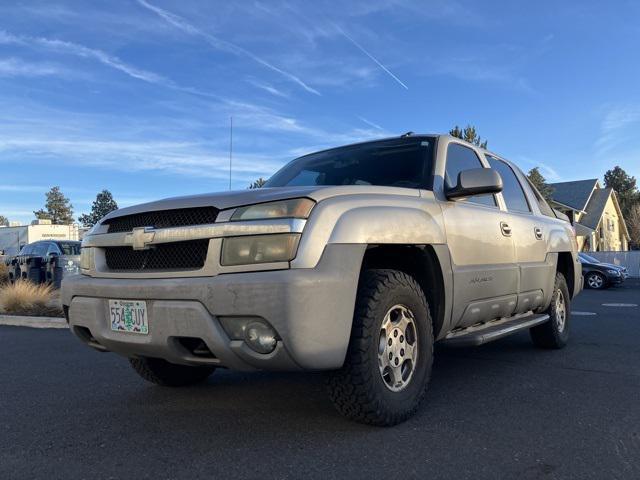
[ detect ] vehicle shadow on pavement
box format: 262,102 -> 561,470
100,333 -> 541,433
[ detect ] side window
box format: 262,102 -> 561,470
486,156 -> 531,213
445,143 -> 496,207
525,178 -> 556,217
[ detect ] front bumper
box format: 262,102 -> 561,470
62,244 -> 365,371
608,274 -> 624,285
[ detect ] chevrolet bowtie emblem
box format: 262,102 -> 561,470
126,227 -> 156,250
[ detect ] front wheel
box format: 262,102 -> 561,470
129,357 -> 215,386
530,272 -> 570,349
585,272 -> 606,289
326,269 -> 434,426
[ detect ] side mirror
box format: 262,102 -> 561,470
446,168 -> 503,199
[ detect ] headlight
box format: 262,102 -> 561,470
231,198 -> 315,221
607,269 -> 620,275
221,234 -> 300,266
80,247 -> 95,272
84,222 -> 103,236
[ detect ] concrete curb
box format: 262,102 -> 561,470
0,314 -> 68,329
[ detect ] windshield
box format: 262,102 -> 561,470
265,137 -> 434,189
579,253 -> 600,264
57,242 -> 81,256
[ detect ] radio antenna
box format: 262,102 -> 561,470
229,116 -> 233,190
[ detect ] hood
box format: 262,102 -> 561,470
602,262 -> 626,271
101,185 -> 420,221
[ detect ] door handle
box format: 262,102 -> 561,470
500,222 -> 512,236
534,227 -> 543,240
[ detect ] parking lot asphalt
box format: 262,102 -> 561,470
1,281 -> 639,480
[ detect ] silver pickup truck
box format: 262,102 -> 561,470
62,134 -> 582,425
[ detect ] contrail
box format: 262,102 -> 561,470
335,24 -> 408,90
357,115 -> 384,131
137,0 -> 321,96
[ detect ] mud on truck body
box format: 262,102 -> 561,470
63,134 -> 582,425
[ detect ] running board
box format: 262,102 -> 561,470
441,313 -> 550,347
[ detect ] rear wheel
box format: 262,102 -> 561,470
585,272 -> 606,289
326,269 -> 434,426
530,272 -> 570,349
129,357 -> 215,387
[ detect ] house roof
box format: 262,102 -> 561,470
573,222 -> 595,237
549,179 -> 598,211
580,188 -> 612,229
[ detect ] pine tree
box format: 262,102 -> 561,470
249,178 -> 267,189
0,215 -> 8,227
450,125 -> 488,149
526,167 -> 554,201
604,166 -> 639,219
78,190 -> 119,227
627,204 -> 640,250
33,186 -> 74,224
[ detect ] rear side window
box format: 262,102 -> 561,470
445,143 -> 496,207
57,242 -> 80,255
524,178 -> 556,217
486,156 -> 531,213
47,243 -> 62,255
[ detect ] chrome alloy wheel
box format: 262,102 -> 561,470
554,288 -> 567,332
378,305 -> 418,392
587,273 -> 604,289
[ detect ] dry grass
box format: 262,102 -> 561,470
0,262 -> 9,285
0,280 -> 63,317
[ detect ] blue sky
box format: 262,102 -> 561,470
1,0 -> 639,224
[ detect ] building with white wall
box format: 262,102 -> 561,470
0,220 -> 80,256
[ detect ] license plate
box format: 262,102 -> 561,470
109,300 -> 148,335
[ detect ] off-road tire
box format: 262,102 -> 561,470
326,269 -> 434,426
129,357 -> 215,387
530,272 -> 570,349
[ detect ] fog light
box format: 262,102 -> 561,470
244,321 -> 277,354
219,317 -> 280,355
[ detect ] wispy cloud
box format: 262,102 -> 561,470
0,57 -> 70,78
433,56 -> 535,93
516,156 -> 561,182
245,78 -> 289,98
595,105 -> 640,156
136,0 -> 321,96
0,29 -> 222,100
0,184 -> 52,193
0,137 -> 279,180
0,30 -> 164,83
334,24 -> 408,90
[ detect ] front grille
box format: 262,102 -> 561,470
105,207 -> 218,233
104,240 -> 209,271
